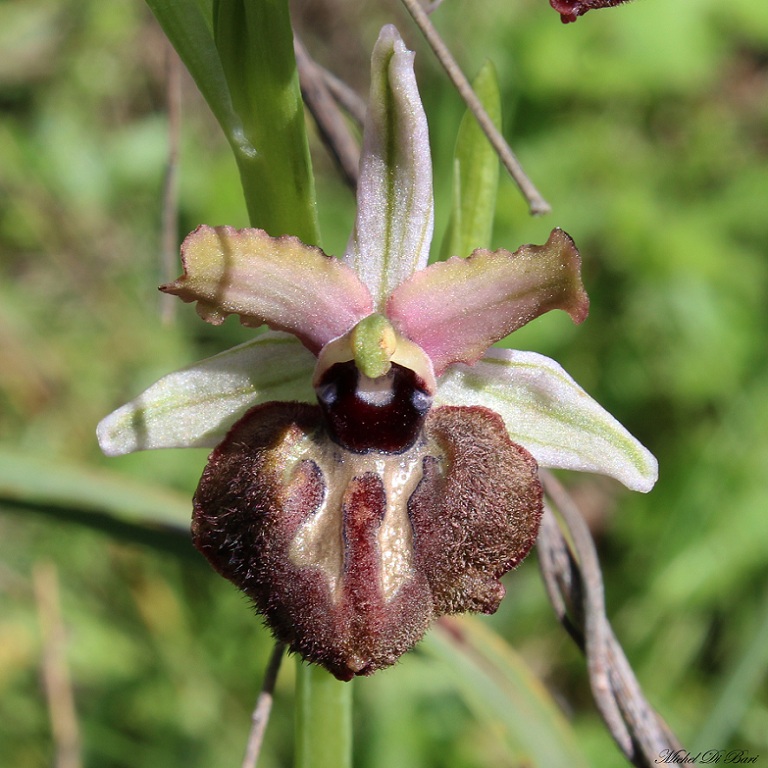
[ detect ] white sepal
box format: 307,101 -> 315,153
435,348 -> 658,492
97,332 -> 316,456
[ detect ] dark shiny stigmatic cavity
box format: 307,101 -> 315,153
315,361 -> 432,454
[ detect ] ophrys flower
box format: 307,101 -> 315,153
98,26 -> 656,680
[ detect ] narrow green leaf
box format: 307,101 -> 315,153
145,0 -> 239,135
213,0 -> 319,244
147,0 -> 320,244
422,616 -> 589,768
440,61 -> 501,258
0,449 -> 192,548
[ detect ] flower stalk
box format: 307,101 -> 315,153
296,664 -> 353,768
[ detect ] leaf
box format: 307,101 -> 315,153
421,616 -> 589,768
147,0 -> 319,243
0,449 -> 193,552
213,0 -> 319,243
440,61 -> 502,259
144,0 -> 238,136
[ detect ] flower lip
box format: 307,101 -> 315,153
191,398 -> 543,679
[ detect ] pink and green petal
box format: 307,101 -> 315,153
97,333 -> 316,456
434,348 -> 658,492
387,228 -> 589,376
162,225 -> 373,354
343,26 -> 434,309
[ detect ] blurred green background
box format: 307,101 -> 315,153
1,0 -> 767,765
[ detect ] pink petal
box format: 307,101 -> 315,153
163,225 -> 373,354
387,228 -> 589,375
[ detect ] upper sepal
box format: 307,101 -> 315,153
387,228 -> 589,376
163,225 -> 373,354
344,26 -> 434,308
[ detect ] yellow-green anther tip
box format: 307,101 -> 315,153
351,314 -> 397,378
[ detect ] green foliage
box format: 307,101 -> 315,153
2,0 -> 767,766
439,61 -> 501,258
147,0 -> 319,241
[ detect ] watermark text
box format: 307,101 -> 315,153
656,749 -> 760,765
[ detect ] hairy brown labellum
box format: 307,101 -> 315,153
550,0 -> 632,23
193,401 -> 542,680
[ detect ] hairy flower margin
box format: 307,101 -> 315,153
98,26 -> 657,680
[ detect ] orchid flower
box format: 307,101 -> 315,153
98,26 -> 656,681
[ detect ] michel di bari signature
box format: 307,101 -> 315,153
657,749 -> 760,765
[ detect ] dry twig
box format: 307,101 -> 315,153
34,562 -> 83,768
538,470 -> 684,767
241,642 -> 286,768
160,40 -> 182,324
295,35 -> 361,192
400,0 -> 551,216
316,67 -> 367,129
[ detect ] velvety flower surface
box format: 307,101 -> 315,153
98,25 -> 657,680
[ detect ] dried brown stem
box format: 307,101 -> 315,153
318,67 -> 367,128
34,562 -> 83,768
161,40 -> 182,324
295,35 -> 361,192
538,470 -> 684,767
400,0 -> 551,216
241,642 -> 286,768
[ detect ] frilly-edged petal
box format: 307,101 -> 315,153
434,348 -> 657,492
163,225 -> 373,354
344,25 -> 434,309
97,333 -> 316,456
387,228 -> 588,376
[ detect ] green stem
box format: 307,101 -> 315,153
214,0 -> 319,244
295,662 -> 353,768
